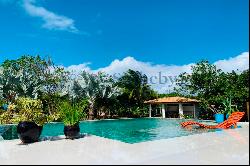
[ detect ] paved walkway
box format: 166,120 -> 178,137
0,123 -> 249,165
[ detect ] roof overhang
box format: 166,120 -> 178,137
144,97 -> 200,104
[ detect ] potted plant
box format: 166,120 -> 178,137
59,101 -> 85,140
222,97 -> 237,119
14,97 -> 47,143
209,105 -> 225,123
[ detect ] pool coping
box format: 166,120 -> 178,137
0,122 -> 248,165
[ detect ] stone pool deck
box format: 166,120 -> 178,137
0,122 -> 249,165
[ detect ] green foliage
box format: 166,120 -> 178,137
175,60 -> 223,97
0,100 -> 4,108
0,111 -> 13,124
0,55 -> 46,100
72,71 -> 120,119
13,97 -> 48,126
1,55 -> 159,120
222,96 -> 238,116
59,100 -> 88,126
157,92 -> 185,98
117,69 -> 157,117
131,106 -> 148,118
0,55 -> 70,124
39,63 -> 69,117
180,114 -> 194,119
1,55 -> 248,121
175,60 -> 249,119
0,55 -> 68,103
0,103 -> 16,124
208,104 -> 224,114
40,93 -> 67,121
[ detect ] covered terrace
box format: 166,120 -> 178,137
144,97 -> 200,119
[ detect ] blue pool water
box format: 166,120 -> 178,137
0,118 -> 216,143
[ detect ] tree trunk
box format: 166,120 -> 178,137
88,103 -> 95,120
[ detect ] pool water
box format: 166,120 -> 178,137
0,118 -> 216,144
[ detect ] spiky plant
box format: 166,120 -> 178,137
59,101 -> 85,126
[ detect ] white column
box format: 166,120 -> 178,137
179,103 -> 184,119
162,104 -> 166,118
149,104 -> 152,117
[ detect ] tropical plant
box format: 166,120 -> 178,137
0,56 -> 45,100
13,97 -> 48,126
130,106 -> 148,118
208,105 -> 224,114
0,55 -> 68,106
72,71 -> 120,119
39,62 -> 70,116
222,96 -> 238,117
118,69 -> 156,106
117,69 -> 157,117
59,100 -> 87,126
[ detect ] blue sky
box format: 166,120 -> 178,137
0,0 -> 249,70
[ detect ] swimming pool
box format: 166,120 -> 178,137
0,118 -> 216,143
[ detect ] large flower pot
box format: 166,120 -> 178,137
215,113 -> 224,123
17,121 -> 43,143
64,124 -> 80,140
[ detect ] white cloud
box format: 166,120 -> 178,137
95,56 -> 193,93
65,52 -> 249,93
66,63 -> 92,74
96,56 -> 193,76
22,0 -> 78,33
214,52 -> 249,73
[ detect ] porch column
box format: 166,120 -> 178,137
162,104 -> 166,118
179,103 -> 184,119
149,104 -> 152,117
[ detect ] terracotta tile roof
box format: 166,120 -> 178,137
144,96 -> 200,104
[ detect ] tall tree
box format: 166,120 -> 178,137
72,71 -> 120,119
0,55 -> 68,117
175,60 -> 249,119
117,69 -> 157,117
0,56 -> 47,101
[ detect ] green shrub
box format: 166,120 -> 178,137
130,106 -> 148,118
0,103 -> 16,124
0,111 -> 13,124
59,101 -> 87,126
0,100 -> 4,107
13,97 -> 48,126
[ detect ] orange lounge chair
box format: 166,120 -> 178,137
181,112 -> 245,129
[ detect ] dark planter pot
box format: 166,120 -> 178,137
64,124 -> 80,140
17,121 -> 43,143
